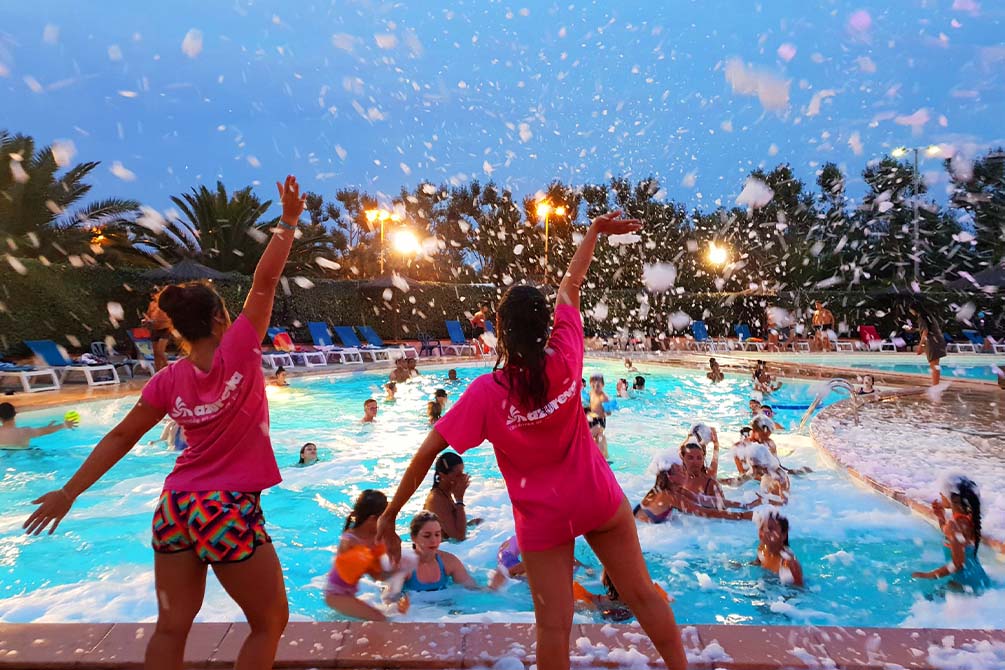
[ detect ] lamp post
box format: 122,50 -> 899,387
364,208 -> 401,275
891,145 -> 941,282
535,201 -> 566,282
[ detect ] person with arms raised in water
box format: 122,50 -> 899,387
23,175 -> 307,670
375,211 -> 686,670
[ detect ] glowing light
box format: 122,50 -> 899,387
891,147 -> 908,158
391,230 -> 420,255
925,145 -> 942,156
708,243 -> 729,266
535,202 -> 551,217
554,206 -> 567,216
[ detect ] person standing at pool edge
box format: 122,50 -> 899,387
23,175 -> 307,670
376,210 -> 686,670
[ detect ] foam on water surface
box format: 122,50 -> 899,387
1,361 -> 1002,627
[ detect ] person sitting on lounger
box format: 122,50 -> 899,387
0,402 -> 78,450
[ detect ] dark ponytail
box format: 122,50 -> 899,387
156,281 -> 226,345
432,451 -> 462,489
344,489 -> 388,531
494,285 -> 552,410
951,478 -> 982,550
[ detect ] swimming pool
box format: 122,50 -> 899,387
1,361 -> 1001,628
725,352 -> 1003,382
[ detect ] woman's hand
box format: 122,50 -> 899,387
23,489 -> 75,536
275,175 -> 306,225
454,473 -> 470,502
590,210 -> 642,236
375,514 -> 402,563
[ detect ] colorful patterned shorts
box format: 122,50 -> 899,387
152,490 -> 271,564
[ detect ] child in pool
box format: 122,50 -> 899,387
588,374 -> 611,460
573,570 -> 671,622
385,381 -> 397,401
912,474 -> 991,593
616,378 -> 631,399
753,509 -> 804,587
325,490 -> 404,621
427,401 -> 443,426
490,534 -> 593,589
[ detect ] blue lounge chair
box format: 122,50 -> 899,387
332,326 -> 390,362
266,327 -> 326,368
358,325 -> 417,359
0,361 -> 60,393
690,320 -> 714,352
444,320 -> 476,356
90,340 -> 149,379
734,324 -> 764,351
25,339 -> 120,386
306,322 -> 363,364
960,330 -> 985,353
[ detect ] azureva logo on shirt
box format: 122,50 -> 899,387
170,371 -> 245,421
505,377 -> 578,427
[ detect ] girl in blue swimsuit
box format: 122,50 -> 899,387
912,475 -> 991,593
403,511 -> 478,592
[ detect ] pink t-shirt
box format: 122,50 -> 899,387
141,314 -> 281,492
435,303 -> 623,551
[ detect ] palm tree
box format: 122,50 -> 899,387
129,181 -> 338,275
0,130 -> 140,259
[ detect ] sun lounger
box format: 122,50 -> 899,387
858,326 -> 896,352
91,340 -> 150,379
689,321 -> 715,352
357,325 -> 417,359
267,328 -> 328,367
734,324 -> 765,351
333,326 -> 391,362
25,339 -> 120,386
443,320 -> 476,356
0,362 -> 60,393
306,322 -> 363,364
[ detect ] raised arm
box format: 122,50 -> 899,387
24,401 -> 165,535
28,417 -> 77,439
242,175 -> 307,341
376,428 -> 452,561
556,211 -> 642,311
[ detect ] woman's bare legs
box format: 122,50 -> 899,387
145,550 -> 208,670
521,541 -> 576,670
212,544 -> 289,670
585,498 -> 687,670
930,360 -> 941,385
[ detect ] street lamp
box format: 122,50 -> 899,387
391,229 -> 420,256
535,201 -> 566,281
891,145 -> 941,283
364,207 -> 401,275
708,242 -> 729,266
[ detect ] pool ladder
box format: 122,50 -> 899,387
797,378 -> 858,433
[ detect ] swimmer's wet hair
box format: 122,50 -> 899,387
0,402 -> 14,421
409,510 -> 440,540
345,489 -> 387,531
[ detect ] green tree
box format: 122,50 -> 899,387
0,130 -> 140,262
947,149 -> 1005,266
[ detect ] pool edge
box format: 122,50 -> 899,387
2,621 -> 1004,668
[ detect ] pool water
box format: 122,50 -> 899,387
0,361 -> 1000,627
726,352 -> 1002,382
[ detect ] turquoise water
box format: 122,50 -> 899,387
0,362 -> 993,626
846,361 -> 999,382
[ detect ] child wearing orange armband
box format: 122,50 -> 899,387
325,490 -> 407,621
573,570 -> 671,622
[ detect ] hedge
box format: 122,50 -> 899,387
1,260 -> 999,357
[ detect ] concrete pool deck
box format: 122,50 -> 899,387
2,620 -> 1004,669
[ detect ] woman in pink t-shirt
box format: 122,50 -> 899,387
24,175 -> 308,670
376,211 -> 686,670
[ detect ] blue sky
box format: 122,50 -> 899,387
2,0 -> 1003,219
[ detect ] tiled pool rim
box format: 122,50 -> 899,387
4,358 -> 1004,669
2,620 -> 1004,669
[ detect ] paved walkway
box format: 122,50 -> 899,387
2,621 -> 1004,668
